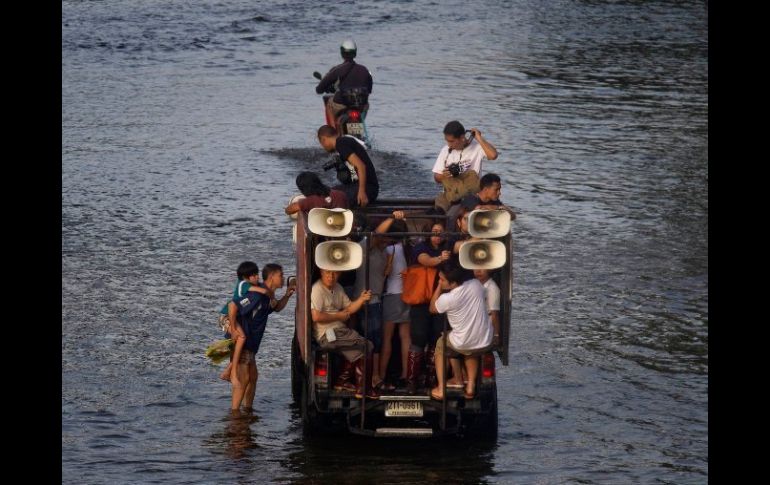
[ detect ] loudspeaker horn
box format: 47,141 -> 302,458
314,241 -> 363,271
308,208 -> 354,237
458,240 -> 507,270
467,209 -> 511,238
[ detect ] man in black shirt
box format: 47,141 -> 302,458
459,172 -> 516,220
315,39 -> 373,130
318,124 -> 379,208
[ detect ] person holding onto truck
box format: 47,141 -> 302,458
311,268 -> 380,399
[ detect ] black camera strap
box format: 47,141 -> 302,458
443,147 -> 464,169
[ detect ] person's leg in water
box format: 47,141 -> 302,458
220,335 -> 244,381
242,359 -> 258,410
230,356 -> 249,410
221,304 -> 244,381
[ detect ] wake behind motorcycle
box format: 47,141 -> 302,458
313,71 -> 372,148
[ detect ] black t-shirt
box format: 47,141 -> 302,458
410,241 -> 446,265
460,194 -> 503,212
335,136 -> 379,190
316,61 -> 373,105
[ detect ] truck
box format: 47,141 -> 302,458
290,198 -> 512,438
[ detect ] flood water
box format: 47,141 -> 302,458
62,0 -> 708,483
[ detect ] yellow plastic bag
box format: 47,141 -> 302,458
205,338 -> 234,365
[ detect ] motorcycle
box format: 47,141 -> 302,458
313,71 -> 372,148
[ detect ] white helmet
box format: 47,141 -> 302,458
340,39 -> 357,59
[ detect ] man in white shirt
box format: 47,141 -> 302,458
432,120 -> 498,213
429,265 -> 494,400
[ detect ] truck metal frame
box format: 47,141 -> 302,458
291,198 -> 512,438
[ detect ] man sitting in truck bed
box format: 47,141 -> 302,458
311,268 -> 380,400
428,264 -> 494,400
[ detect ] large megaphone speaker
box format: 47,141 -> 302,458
308,208 -> 354,237
459,240 -> 507,270
315,241 -> 363,271
467,209 -> 511,238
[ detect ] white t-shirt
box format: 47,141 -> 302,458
431,138 -> 488,177
483,278 -> 501,313
435,279 -> 493,351
384,242 -> 407,295
310,280 -> 351,341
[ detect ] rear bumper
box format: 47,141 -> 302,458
311,388 -> 495,437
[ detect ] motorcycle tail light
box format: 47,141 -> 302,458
481,353 -> 495,378
348,110 -> 360,121
314,353 -> 328,377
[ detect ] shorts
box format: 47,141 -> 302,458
318,326 -> 373,363
383,293 -> 410,323
229,324 -> 266,360
237,347 -> 256,365
246,324 -> 266,356
435,332 -> 493,360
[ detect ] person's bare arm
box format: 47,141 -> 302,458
418,250 -> 450,267
429,281 -> 443,314
311,308 -> 351,324
489,310 -> 500,346
375,210 -> 405,234
344,290 -> 372,315
470,128 -> 498,160
272,287 -> 295,312
345,153 -> 369,207
285,202 -> 301,215
434,170 -> 451,183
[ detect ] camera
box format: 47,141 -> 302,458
322,155 -> 343,171
447,162 -> 462,177
322,155 -> 353,184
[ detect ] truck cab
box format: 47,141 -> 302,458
290,198 -> 512,438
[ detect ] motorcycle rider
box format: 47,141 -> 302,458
315,39 -> 373,130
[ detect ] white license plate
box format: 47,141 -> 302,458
346,122 -> 364,134
385,401 -> 423,417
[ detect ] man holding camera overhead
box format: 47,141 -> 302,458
432,120 -> 498,215
317,124 -> 379,208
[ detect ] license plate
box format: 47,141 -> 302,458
385,401 -> 423,417
346,122 -> 364,135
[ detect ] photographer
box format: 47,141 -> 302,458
317,124 -> 379,208
432,120 -> 498,220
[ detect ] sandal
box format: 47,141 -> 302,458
463,389 -> 476,400
374,380 -> 395,392
430,389 -> 444,401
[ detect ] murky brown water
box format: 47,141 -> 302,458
63,0 -> 707,482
